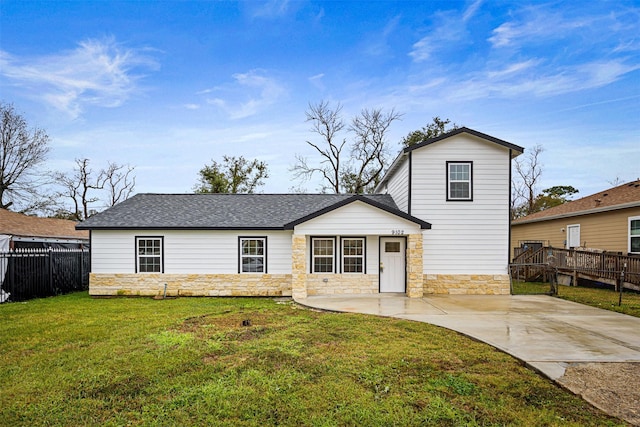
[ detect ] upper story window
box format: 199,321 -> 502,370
630,216 -> 640,254
342,238 -> 365,273
447,161 -> 473,201
136,237 -> 163,273
239,237 -> 266,273
312,237 -> 335,273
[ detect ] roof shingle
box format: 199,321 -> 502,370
0,209 -> 89,240
76,193 -> 429,230
512,179 -> 640,224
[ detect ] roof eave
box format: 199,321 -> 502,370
512,201 -> 640,225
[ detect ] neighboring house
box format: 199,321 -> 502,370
77,127 -> 523,298
511,180 -> 640,257
0,209 -> 89,249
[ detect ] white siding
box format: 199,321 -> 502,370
409,134 -> 512,274
385,156 -> 410,213
91,230 -> 293,274
293,201 -> 421,236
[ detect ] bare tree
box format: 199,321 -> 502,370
292,101 -> 401,194
105,162 -> 136,206
343,107 -> 402,193
292,101 -> 347,193
512,144 -> 544,218
56,158 -> 136,220
0,102 -> 51,211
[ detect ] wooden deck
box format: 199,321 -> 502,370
511,246 -> 640,291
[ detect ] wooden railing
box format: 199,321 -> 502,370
511,246 -> 640,290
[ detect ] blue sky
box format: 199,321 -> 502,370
1,0 -> 638,208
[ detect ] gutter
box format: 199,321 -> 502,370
512,201 -> 640,225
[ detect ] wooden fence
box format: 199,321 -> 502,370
0,248 -> 90,302
511,246 -> 640,291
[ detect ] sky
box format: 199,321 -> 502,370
1,0 -> 639,211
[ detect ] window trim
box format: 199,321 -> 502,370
340,236 -> 366,274
238,236 -> 268,274
630,216 -> 640,254
311,237 -> 336,274
446,161 -> 473,201
135,236 -> 164,273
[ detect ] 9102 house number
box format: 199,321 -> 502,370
391,230 -> 405,235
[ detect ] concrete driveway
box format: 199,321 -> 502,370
296,294 -> 640,379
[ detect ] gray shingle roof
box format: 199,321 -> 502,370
76,193 -> 430,230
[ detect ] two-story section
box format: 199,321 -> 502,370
376,128 -> 524,294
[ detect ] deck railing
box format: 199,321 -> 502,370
511,246 -> 640,290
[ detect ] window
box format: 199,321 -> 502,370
342,238 -> 365,273
136,237 -> 163,273
447,161 -> 472,201
385,241 -> 401,253
630,217 -> 640,254
239,237 -> 266,273
312,238 -> 335,273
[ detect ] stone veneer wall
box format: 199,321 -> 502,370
406,234 -> 424,298
89,273 -> 292,297
305,274 -> 379,295
423,274 -> 511,295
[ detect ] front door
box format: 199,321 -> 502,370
379,237 -> 406,293
567,224 -> 581,249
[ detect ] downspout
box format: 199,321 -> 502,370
508,149 -> 513,281
408,151 -> 413,215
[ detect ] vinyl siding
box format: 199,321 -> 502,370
385,156 -> 410,213
91,230 -> 293,274
409,134 -> 512,274
293,201 -> 421,236
511,206 -> 640,257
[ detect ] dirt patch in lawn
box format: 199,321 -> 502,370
558,362 -> 640,426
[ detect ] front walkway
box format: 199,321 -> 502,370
296,294 -> 640,424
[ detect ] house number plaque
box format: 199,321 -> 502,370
391,230 -> 405,235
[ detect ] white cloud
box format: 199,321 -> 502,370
204,69 -> 287,119
0,37 -> 158,118
409,1 -> 482,63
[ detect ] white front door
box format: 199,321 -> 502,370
567,224 -> 581,249
379,237 -> 406,293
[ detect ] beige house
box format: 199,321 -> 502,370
511,180 -> 640,257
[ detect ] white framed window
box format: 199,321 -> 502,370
312,237 -> 335,273
239,237 -> 266,273
341,237 -> 365,273
136,237 -> 163,273
630,216 -> 640,254
447,161 -> 472,201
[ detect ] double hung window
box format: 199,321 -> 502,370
630,217 -> 640,254
240,237 -> 266,273
312,238 -> 335,273
136,237 -> 163,273
342,238 -> 365,273
447,161 -> 473,201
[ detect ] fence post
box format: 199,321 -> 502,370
48,247 -> 54,295
618,263 -> 626,306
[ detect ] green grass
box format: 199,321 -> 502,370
512,280 -> 640,318
0,292 -> 623,426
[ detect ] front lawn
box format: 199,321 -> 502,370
0,292 -> 622,426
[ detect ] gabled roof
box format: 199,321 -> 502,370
404,127 -> 524,155
512,180 -> 640,225
76,193 -> 431,230
377,127 -> 524,192
0,209 -> 89,240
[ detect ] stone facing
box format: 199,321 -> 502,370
423,274 -> 511,295
89,273 -> 292,297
